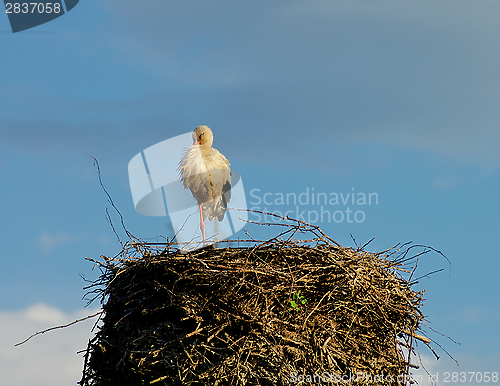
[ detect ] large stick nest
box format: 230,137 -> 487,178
79,220 -> 438,386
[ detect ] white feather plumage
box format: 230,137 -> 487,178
178,126 -> 231,223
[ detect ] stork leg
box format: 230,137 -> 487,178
199,203 -> 206,244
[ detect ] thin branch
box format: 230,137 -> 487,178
85,153 -> 139,244
15,310 -> 103,347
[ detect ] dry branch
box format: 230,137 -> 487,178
15,311 -> 103,347
78,219 -> 445,386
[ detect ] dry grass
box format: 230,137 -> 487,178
78,218 -> 443,386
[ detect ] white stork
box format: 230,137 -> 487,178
178,125 -> 231,242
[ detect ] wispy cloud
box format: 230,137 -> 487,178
35,232 -> 113,254
430,176 -> 461,189
0,304 -> 100,386
410,351 -> 500,385
4,0 -> 500,171
97,0 -> 500,169
36,232 -> 80,254
409,353 -> 450,385
35,231 -> 113,254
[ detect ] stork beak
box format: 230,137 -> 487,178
193,141 -> 200,145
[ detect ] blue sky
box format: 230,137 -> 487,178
1,1 -> 499,385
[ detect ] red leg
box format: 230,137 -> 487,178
199,204 -> 206,243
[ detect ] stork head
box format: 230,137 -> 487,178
192,125 -> 213,147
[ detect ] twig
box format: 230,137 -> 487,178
15,310 -> 103,346
403,329 -> 431,343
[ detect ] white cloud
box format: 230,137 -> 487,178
35,232 -> 116,255
409,353 -> 450,385
1,304 -> 498,386
36,232 -> 79,254
23,303 -> 68,324
0,304 -> 100,386
408,348 -> 500,385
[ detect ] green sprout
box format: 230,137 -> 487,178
287,290 -> 307,311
